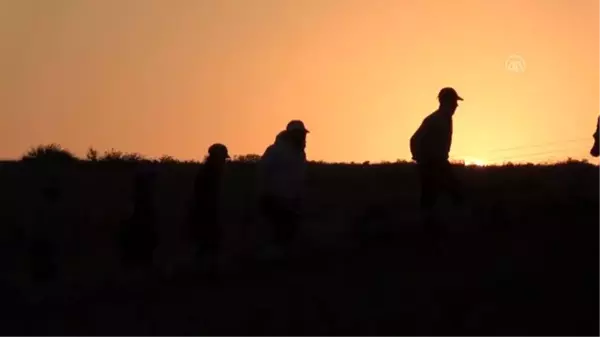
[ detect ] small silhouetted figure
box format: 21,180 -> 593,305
410,87 -> 465,216
590,116 -> 599,157
118,167 -> 158,269
257,120 -> 309,258
189,143 -> 230,267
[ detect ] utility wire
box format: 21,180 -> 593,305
487,147 -> 586,163
482,138 -> 589,154
451,138 -> 590,162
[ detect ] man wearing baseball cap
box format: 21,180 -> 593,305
410,87 -> 465,229
257,120 -> 309,259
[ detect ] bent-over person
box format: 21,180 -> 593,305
257,120 -> 309,259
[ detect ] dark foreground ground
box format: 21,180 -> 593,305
1,222 -> 598,336
0,160 -> 597,335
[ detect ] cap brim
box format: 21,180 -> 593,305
457,96 -> 464,101
288,128 -> 310,133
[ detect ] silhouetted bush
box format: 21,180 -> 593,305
100,149 -> 124,162
92,149 -> 150,164
86,147 -> 99,161
158,155 -> 178,164
122,153 -> 147,162
22,144 -> 78,163
234,154 -> 261,163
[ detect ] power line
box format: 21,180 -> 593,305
487,147 -> 586,163
451,137 -> 590,160
483,138 -> 589,154
492,147 -> 582,159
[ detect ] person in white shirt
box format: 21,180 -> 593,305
256,120 -> 309,258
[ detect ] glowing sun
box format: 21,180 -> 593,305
465,158 -> 487,166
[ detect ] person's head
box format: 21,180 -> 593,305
285,120 -> 309,151
437,87 -> 463,116
591,116 -> 599,157
206,143 -> 230,167
275,130 -> 287,144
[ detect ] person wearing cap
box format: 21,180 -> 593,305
189,143 -> 230,269
410,87 -> 465,220
257,120 -> 309,258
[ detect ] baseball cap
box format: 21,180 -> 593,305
438,87 -> 463,102
208,143 -> 230,159
286,120 -> 309,133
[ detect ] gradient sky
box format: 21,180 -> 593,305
1,0 -> 598,164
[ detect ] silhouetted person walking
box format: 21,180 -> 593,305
257,120 -> 309,259
410,87 -> 465,223
189,143 -> 230,270
590,116 -> 600,157
118,167 -> 158,269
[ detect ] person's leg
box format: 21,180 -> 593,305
418,163 -> 446,250
441,161 -> 464,206
203,218 -> 220,260
418,162 -> 439,212
278,205 -> 298,251
270,201 -> 293,248
195,209 -> 219,260
257,196 -> 290,260
265,197 -> 300,248
191,217 -> 221,278
259,195 -> 276,238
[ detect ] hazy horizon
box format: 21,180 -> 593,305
1,0 -> 598,165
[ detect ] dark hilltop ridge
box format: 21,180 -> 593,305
0,143 -> 596,335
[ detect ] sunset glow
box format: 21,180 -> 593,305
0,0 -> 597,164
465,159 -> 487,167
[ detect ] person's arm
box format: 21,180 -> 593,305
591,118 -> 599,157
410,126 -> 423,161
296,153 -> 308,211
256,145 -> 279,196
410,119 -> 430,161
258,146 -> 277,177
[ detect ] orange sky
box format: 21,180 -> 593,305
1,0 -> 598,164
